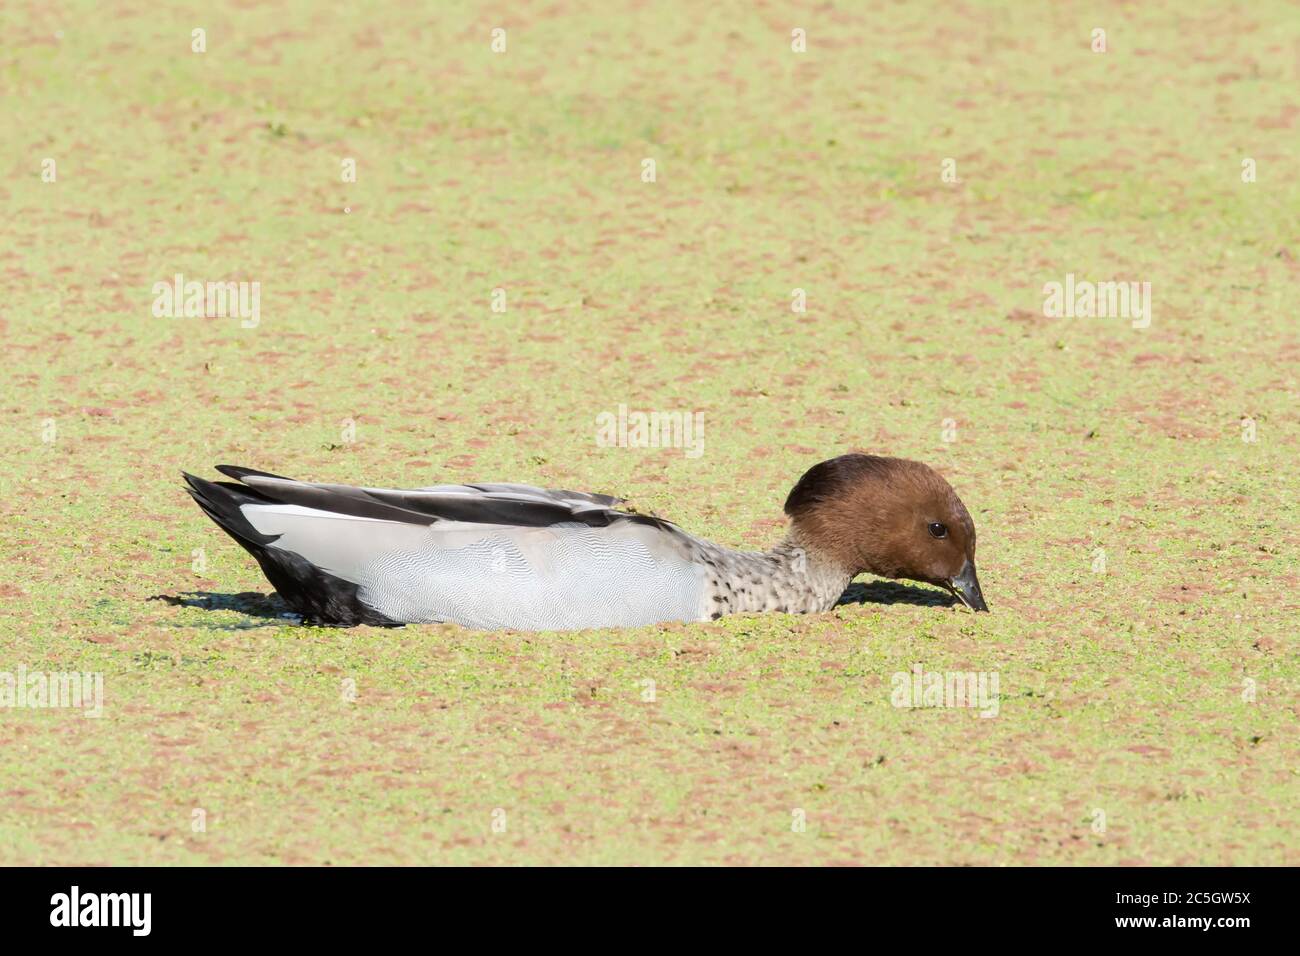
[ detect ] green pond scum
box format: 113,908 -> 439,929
0,2 -> 1296,865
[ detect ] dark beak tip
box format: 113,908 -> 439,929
949,561 -> 988,613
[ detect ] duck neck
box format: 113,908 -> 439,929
700,531 -> 856,618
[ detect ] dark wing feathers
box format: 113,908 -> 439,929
208,468 -> 664,532
464,482 -> 625,509
235,477 -> 606,528
239,478 -> 452,525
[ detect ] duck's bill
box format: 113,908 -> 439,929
947,561 -> 989,612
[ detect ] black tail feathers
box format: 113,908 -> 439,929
181,468 -> 402,628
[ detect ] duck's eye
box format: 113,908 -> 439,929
928,522 -> 948,539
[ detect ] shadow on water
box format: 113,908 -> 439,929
836,580 -> 959,609
149,591 -> 302,627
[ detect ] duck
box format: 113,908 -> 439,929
181,453 -> 987,630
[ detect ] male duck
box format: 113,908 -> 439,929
182,453 -> 987,629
